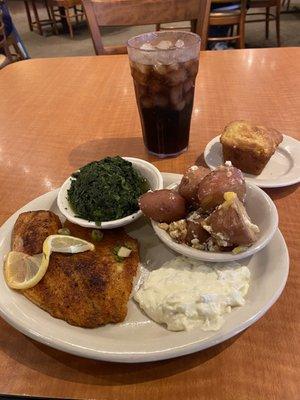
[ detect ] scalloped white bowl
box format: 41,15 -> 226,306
152,181 -> 279,262
57,157 -> 163,229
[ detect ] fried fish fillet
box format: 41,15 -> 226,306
12,210 -> 62,255
11,212 -> 139,328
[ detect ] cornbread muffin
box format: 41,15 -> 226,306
220,121 -> 283,175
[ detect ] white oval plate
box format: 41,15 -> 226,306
204,135 -> 300,188
0,173 -> 289,363
152,181 -> 278,262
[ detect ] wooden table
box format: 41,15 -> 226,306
0,48 -> 299,400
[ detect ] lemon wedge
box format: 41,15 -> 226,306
43,234 -> 95,255
4,235 -> 95,290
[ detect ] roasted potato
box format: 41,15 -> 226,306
202,192 -> 259,247
197,164 -> 246,212
178,165 -> 210,206
185,214 -> 210,245
139,189 -> 186,223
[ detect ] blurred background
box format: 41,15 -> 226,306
1,0 -> 300,60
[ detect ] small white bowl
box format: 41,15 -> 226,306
57,157 -> 163,229
152,182 -> 278,262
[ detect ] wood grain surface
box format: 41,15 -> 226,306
0,48 -> 299,400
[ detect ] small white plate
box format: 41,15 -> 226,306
152,180 -> 278,262
0,173 -> 289,363
57,157 -> 163,229
204,135 -> 300,188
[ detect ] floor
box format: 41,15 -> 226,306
6,1 -> 300,59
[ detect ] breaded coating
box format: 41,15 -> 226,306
12,213 -> 139,328
12,211 -> 62,255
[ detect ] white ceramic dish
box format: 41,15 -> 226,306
0,173 -> 289,363
152,179 -> 278,262
204,135 -> 300,188
57,157 -> 163,229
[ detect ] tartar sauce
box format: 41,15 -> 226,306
134,256 -> 250,331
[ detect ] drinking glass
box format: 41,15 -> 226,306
127,31 -> 201,158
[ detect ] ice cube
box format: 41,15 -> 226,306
184,59 -> 199,78
168,67 -> 187,86
135,62 -> 151,74
168,62 -> 180,72
184,88 -> 194,104
131,63 -> 151,85
141,96 -> 154,108
170,84 -> 183,105
175,39 -> 184,48
183,79 -> 194,93
154,62 -> 168,75
154,95 -> 168,108
156,40 -> 173,50
150,80 -> 165,94
174,100 -> 186,111
140,43 -> 156,51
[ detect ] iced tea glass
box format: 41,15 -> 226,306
127,31 -> 200,158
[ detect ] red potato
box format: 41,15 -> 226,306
185,215 -> 210,245
139,189 -> 186,223
178,165 -> 210,206
202,192 -> 259,247
197,164 -> 246,212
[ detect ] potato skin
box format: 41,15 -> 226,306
139,189 -> 186,223
202,195 -> 258,246
197,165 -> 246,212
185,216 -> 210,244
178,166 -> 210,206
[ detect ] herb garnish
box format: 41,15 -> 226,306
67,156 -> 150,223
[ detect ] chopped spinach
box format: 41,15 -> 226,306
67,156 -> 150,223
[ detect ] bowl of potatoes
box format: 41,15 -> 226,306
139,163 -> 278,262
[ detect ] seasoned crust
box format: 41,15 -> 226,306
220,121 -> 283,175
12,211 -> 62,255
22,221 -> 139,328
11,212 -> 139,328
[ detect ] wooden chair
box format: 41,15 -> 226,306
24,0 -> 58,36
82,0 -> 211,55
49,0 -> 85,39
1,4 -> 27,62
247,0 -> 281,46
281,0 -> 291,11
0,9 -> 13,65
208,0 -> 247,48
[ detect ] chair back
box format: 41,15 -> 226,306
211,0 -> 248,16
249,0 -> 281,7
82,0 -> 211,55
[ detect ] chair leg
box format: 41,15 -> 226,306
31,0 -> 43,35
74,6 -> 79,24
238,19 -> 245,49
155,23 -> 161,31
276,5 -> 281,46
80,5 -> 85,21
24,1 -> 33,31
45,0 -> 51,20
49,5 -> 59,35
265,7 -> 270,39
3,42 -> 13,62
65,7 -> 74,39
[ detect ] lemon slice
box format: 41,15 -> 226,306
4,251 -> 46,290
43,234 -> 95,255
4,235 -> 94,290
